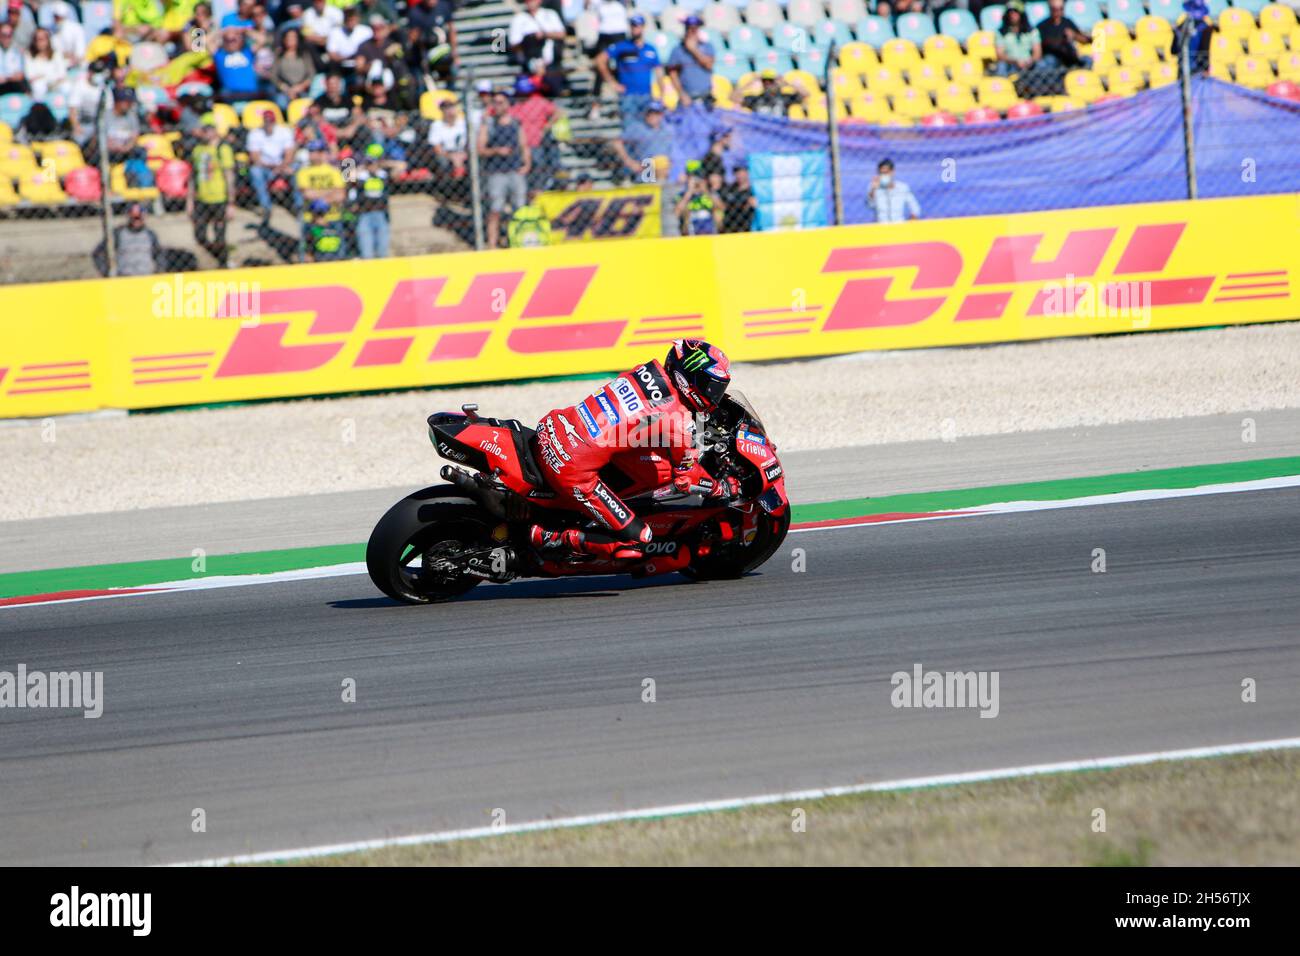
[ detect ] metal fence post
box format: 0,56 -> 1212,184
826,42 -> 844,226
464,70 -> 485,251
1179,32 -> 1198,201
95,83 -> 116,277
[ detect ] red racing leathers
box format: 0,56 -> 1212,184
533,359 -> 711,547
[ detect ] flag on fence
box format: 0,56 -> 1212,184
748,151 -> 829,231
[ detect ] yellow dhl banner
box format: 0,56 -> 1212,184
1,194 -> 1296,418
534,184 -> 662,242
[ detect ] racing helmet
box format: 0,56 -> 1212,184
664,339 -> 731,413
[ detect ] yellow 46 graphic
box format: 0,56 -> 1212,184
536,185 -> 661,243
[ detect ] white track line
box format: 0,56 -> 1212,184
179,735 -> 1300,866
9,474 -> 1298,610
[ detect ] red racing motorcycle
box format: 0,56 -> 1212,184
366,391 -> 790,604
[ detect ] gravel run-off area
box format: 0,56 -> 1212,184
2,321 -> 1298,521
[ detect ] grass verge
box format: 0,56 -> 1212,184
277,749 -> 1299,866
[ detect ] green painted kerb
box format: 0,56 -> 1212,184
2,456 -> 1296,600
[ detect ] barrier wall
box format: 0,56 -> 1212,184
2,193 -> 1296,419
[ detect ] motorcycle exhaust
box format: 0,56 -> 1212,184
440,465 -> 508,519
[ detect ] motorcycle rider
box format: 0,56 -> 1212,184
530,339 -> 737,559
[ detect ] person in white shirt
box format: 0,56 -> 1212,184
326,6 -> 372,72
866,158 -> 921,223
246,111 -> 297,221
302,0 -> 343,58
0,20 -> 25,94
24,27 -> 67,98
48,2 -> 85,66
426,96 -> 467,185
508,0 -> 566,72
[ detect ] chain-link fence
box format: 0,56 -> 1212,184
2,0 -> 1299,285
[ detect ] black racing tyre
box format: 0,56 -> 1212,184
366,486 -> 495,604
682,508 -> 791,582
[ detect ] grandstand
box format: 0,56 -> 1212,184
0,0 -> 1299,279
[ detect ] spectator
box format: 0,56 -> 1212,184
1173,0 -> 1216,74
477,88 -> 531,248
595,12 -> 661,126
995,3 -> 1041,79
188,115 -> 237,267
675,159 -> 721,235
15,100 -> 59,142
85,86 -> 142,167
509,0 -> 566,93
66,68 -> 104,148
468,77 -> 493,129
0,19 -> 25,94
718,163 -> 756,234
357,18 -> 415,108
867,158 -> 921,223
247,108 -> 297,221
611,98 -> 673,182
314,71 -> 366,146
1036,0 -> 1091,71
302,0 -> 342,64
2,0 -> 34,54
586,0 -> 630,111
213,27 -> 262,103
349,141 -> 391,258
698,127 -> 733,186
666,15 -> 715,106
271,28 -> 316,112
24,27 -> 67,99
326,6 -> 372,77
509,74 -> 558,191
303,197 -> 347,260
48,3 -> 85,68
407,0 -> 457,82
221,0 -> 260,35
507,192 -> 551,247
425,96 -> 467,188
93,204 -> 163,277
294,99 -> 340,156
360,110 -> 408,176
732,68 -> 809,117
296,138 -> 345,210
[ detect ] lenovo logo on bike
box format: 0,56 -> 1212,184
633,363 -> 673,407
764,463 -> 783,481
50,886 -> 151,936
593,482 -> 629,523
643,540 -> 677,554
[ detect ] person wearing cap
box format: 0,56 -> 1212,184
508,0 -> 565,83
1173,0 -> 1215,74
867,158 -> 921,223
425,95 -> 467,188
611,98 -> 674,183
408,0 -> 458,81
349,141 -> 392,258
48,2 -> 85,68
93,204 -> 163,277
718,162 -> 756,234
509,74 -> 557,191
732,68 -> 809,118
596,12 -> 662,128
296,138 -> 346,253
994,2 -> 1041,79
84,85 -> 142,167
666,14 -> 715,107
675,158 -> 722,236
247,108 -> 297,221
189,115 -> 238,267
477,88 -> 531,248
304,196 -> 347,261
355,18 -> 412,106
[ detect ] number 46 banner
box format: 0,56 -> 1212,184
535,184 -> 662,244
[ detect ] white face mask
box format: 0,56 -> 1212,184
879,173 -> 893,186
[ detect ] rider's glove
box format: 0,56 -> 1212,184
709,476 -> 742,500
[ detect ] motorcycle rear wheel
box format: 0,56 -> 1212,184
366,486 -> 495,604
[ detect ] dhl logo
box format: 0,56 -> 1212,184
740,223 -> 1289,338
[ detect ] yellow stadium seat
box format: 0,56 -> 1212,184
966,30 -> 997,62
1052,96 -> 1086,112
287,97 -> 313,125
1259,3 -> 1297,33
1119,42 -> 1159,69
830,68 -> 867,99
1106,66 -> 1144,95
1088,47 -> 1120,73
1148,61 -> 1179,87
976,76 -> 1019,110
891,86 -> 935,118
0,173 -> 18,205
240,100 -> 284,129
19,169 -> 67,204
880,38 -> 922,70
1235,54 -> 1275,88
137,133 -> 175,172
1091,19 -> 1133,57
1217,8 -> 1257,39
798,98 -> 830,121
1064,69 -> 1105,102
879,115 -> 914,127
0,120 -> 11,145
712,74 -> 734,102
936,83 -> 977,114
923,34 -> 964,66
1277,50 -> 1300,81
907,61 -> 949,94
838,41 -> 878,72
419,88 -> 459,120
948,57 -> 987,89
109,164 -> 160,202
784,69 -> 821,95
850,91 -> 892,122
1248,29 -> 1285,58
1135,15 -> 1174,53
0,143 -> 38,182
31,140 -> 85,178
865,65 -> 906,96
208,102 -> 240,136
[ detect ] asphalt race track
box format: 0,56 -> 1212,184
1,485 -> 1297,864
